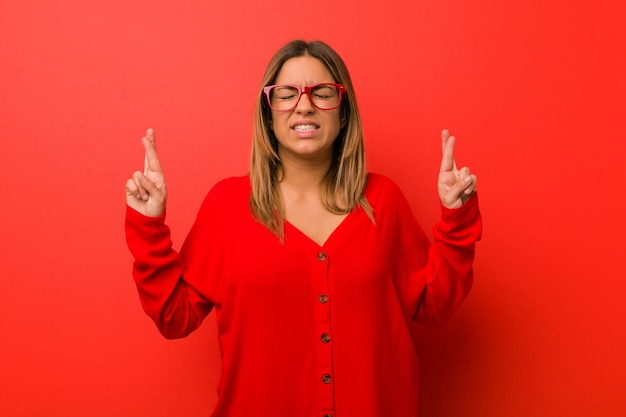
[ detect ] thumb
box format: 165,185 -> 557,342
140,174 -> 165,203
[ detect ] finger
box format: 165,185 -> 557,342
441,129 -> 450,155
464,174 -> 478,195
440,130 -> 456,173
143,128 -> 157,175
139,172 -> 165,205
458,166 -> 471,185
448,167 -> 472,196
142,135 -> 163,175
132,171 -> 149,200
125,178 -> 141,200
146,128 -> 155,149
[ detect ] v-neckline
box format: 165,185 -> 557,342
284,207 -> 359,249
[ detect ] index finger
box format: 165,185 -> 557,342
142,128 -> 162,174
440,129 -> 457,173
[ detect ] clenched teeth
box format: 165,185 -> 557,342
293,124 -> 318,131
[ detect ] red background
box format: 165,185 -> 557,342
1,0 -> 625,416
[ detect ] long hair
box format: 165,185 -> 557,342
249,40 -> 373,240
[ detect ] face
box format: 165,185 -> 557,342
269,55 -> 344,163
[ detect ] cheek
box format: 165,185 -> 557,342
271,113 -> 290,133
328,112 -> 343,136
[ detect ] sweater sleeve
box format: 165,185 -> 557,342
125,206 -> 214,339
413,194 -> 482,328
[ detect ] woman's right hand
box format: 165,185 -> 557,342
125,128 -> 167,217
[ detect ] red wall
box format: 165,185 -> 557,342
1,1 -> 625,416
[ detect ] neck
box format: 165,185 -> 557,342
278,151 -> 332,191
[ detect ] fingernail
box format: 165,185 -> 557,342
464,177 -> 470,183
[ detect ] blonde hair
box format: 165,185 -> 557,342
249,40 -> 373,240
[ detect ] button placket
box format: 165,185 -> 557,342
313,250 -> 335,415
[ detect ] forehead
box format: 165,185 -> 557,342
274,55 -> 336,85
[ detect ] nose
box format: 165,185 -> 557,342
295,90 -> 315,113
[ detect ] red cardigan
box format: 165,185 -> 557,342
125,173 -> 482,417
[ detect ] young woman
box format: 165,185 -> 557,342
125,40 -> 481,417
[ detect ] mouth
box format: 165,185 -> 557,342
293,124 -> 318,132
291,122 -> 320,132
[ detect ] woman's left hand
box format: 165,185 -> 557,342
438,129 -> 478,209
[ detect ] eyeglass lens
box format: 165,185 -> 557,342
269,84 -> 340,111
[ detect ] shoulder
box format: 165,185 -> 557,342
207,175 -> 250,199
198,175 -> 250,215
364,172 -> 416,224
365,173 -> 406,203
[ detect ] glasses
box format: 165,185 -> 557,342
263,83 -> 346,112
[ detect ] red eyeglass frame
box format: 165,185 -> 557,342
263,83 -> 346,111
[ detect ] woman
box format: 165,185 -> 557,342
125,40 -> 481,417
